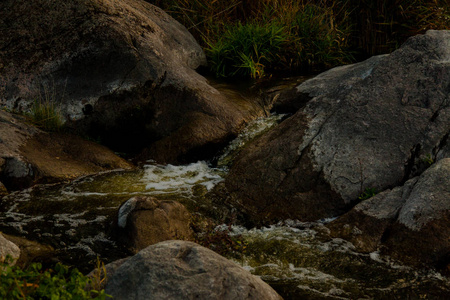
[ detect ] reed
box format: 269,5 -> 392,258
146,0 -> 449,77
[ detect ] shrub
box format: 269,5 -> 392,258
0,257 -> 110,299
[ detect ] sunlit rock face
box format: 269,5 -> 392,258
223,30 -> 450,223
0,0 -> 265,163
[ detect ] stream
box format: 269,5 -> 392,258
1,78 -> 449,299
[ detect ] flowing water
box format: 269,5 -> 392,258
1,78 -> 449,299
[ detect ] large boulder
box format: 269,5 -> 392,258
223,30 -> 450,223
0,0 -> 264,163
117,196 -> 193,253
0,110 -> 133,190
104,240 -> 282,300
328,158 -> 450,271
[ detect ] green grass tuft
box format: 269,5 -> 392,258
30,99 -> 64,132
206,21 -> 287,78
358,188 -> 377,200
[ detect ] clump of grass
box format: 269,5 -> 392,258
207,22 -> 287,78
0,256 -> 110,299
206,3 -> 353,77
30,99 -> 64,132
28,81 -> 64,132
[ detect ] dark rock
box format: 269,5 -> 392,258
328,158 -> 450,270
117,196 -> 193,253
0,0 -> 265,163
223,30 -> 450,223
0,110 -> 133,190
105,240 -> 283,300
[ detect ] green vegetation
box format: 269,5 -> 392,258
147,0 -> 449,78
0,257 -> 110,299
207,22 -> 287,78
29,99 -> 64,132
358,187 -> 377,200
27,80 -> 65,132
421,153 -> 434,165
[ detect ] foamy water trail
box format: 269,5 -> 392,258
141,161 -> 225,195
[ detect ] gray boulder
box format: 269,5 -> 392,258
328,158 -> 450,270
0,0 -> 265,163
0,110 -> 133,190
224,30 -> 450,223
117,196 -> 194,253
0,233 -> 20,266
105,240 -> 282,300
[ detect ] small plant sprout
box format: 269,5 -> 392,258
421,153 -> 434,165
358,187 -> 377,200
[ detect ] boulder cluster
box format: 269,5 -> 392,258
1,0 -> 448,298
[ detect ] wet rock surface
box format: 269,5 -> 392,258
0,0 -> 266,163
116,196 -> 193,253
223,30 -> 450,223
104,240 -> 283,300
0,110 -> 134,190
329,158 -> 450,271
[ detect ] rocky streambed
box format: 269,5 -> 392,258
1,114 -> 449,299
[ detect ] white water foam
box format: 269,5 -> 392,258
141,161 -> 225,195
